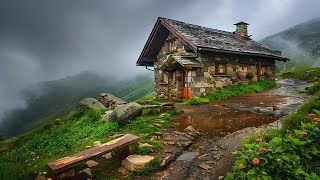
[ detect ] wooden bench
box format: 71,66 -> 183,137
47,134 -> 139,175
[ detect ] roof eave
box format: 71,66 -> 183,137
198,47 -> 289,62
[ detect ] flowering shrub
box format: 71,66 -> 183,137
246,70 -> 255,79
237,70 -> 247,79
226,110 -> 320,179
265,71 -> 274,79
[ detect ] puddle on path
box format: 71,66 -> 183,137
173,93 -> 286,137
174,108 -> 278,137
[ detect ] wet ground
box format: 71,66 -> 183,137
140,79 -> 310,180
173,79 -> 309,137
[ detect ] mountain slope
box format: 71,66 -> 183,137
0,72 -> 153,137
260,17 -> 320,72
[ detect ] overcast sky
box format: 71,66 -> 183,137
0,0 -> 319,117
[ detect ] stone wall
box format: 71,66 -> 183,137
189,52 -> 275,97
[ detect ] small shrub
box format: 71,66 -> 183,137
265,70 -> 274,79
282,113 -> 313,131
237,70 -> 247,79
306,82 -> 320,95
246,71 -> 254,79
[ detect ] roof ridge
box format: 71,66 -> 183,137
160,17 -> 233,35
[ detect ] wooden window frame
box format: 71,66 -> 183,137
215,63 -> 227,75
162,71 -> 168,83
168,39 -> 177,52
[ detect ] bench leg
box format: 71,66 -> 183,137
128,144 -> 136,154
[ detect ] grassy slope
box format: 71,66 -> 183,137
182,80 -> 276,105
0,107 -> 172,179
0,72 -> 154,138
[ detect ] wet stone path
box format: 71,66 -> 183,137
138,79 -> 309,180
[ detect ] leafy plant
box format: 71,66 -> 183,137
237,70 -> 247,79
226,112 -> 320,179
246,71 -> 255,79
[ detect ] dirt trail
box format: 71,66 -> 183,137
138,79 -> 309,180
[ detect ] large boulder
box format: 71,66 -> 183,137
98,93 -> 127,110
79,98 -> 107,110
122,155 -> 154,171
110,102 -> 142,124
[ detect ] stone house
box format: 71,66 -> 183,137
136,17 -> 288,101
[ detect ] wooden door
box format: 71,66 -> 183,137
182,70 -> 192,100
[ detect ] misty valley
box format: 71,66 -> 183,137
0,1 -> 320,180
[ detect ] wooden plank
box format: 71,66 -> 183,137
142,105 -> 161,109
47,134 -> 139,174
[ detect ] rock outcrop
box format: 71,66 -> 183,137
102,110 -> 113,122
122,155 -> 154,171
79,98 -> 107,110
110,102 -> 142,124
98,93 -> 127,109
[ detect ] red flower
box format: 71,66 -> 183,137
239,164 -> 244,169
300,132 -> 308,135
259,147 -> 267,152
308,114 -> 316,116
252,158 -> 260,166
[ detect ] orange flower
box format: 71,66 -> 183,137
255,129 -> 261,135
239,164 -> 244,169
252,158 -> 260,165
256,138 -> 262,143
300,132 -> 308,135
308,113 -> 316,116
314,118 -> 320,122
259,147 -> 267,152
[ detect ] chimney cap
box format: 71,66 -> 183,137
234,21 -> 249,25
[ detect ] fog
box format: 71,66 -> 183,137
0,0 -> 320,118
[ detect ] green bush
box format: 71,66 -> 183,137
282,113 -> 313,132
226,119 -> 320,180
306,82 -> 320,95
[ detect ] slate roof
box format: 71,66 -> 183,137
171,56 -> 203,66
161,17 -> 287,60
159,56 -> 203,71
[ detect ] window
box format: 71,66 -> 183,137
215,63 -> 227,74
169,39 -> 177,52
239,64 -> 249,72
162,71 -> 168,83
261,66 -> 269,75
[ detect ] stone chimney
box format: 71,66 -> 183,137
234,21 -> 249,38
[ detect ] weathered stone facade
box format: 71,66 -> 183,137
154,33 -> 275,101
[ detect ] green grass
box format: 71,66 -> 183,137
182,80 -> 277,105
134,157 -> 162,175
0,107 -> 171,180
276,67 -> 320,82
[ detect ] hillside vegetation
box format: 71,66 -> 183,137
0,107 -> 173,179
227,68 -> 320,179
0,72 -> 154,138
260,18 -> 320,72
